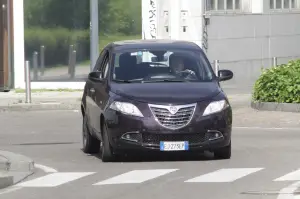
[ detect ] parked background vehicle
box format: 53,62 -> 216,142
81,39 -> 233,162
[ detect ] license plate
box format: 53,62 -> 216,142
160,141 -> 189,151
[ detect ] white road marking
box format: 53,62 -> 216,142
233,127 -> 300,131
185,168 -> 264,182
277,181 -> 300,199
274,169 -> 300,181
35,164 -> 58,173
93,169 -> 178,185
16,172 -> 95,187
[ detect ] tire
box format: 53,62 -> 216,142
100,122 -> 116,162
214,142 -> 231,159
82,114 -> 100,154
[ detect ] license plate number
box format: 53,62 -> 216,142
160,141 -> 189,151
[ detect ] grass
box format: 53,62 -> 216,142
14,88 -> 83,93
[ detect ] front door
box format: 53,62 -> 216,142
89,50 -> 110,136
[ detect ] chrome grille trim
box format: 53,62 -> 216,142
148,103 -> 197,130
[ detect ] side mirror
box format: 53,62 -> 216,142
88,71 -> 103,82
218,69 -> 233,82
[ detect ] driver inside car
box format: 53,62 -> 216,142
169,54 -> 197,80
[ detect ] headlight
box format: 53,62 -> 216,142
109,101 -> 144,117
203,100 -> 228,116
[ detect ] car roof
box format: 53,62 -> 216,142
109,39 -> 202,51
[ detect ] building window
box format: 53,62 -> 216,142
270,0 -> 299,9
207,0 -> 241,11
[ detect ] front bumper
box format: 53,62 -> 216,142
104,104 -> 232,153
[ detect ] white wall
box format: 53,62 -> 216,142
12,0 -> 86,90
13,0 -> 25,89
142,0 -> 204,48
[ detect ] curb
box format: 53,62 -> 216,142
0,151 -> 35,189
0,102 -> 81,112
251,101 -> 300,112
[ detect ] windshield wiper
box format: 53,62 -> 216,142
113,79 -> 134,83
142,79 -> 189,83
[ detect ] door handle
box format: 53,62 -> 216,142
90,88 -> 95,93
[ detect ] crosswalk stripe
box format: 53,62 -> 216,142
16,172 -> 95,187
274,168 -> 300,181
93,169 -> 178,185
185,168 -> 264,182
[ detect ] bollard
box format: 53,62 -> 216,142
33,51 -> 38,80
68,45 -> 74,75
25,61 -> 31,103
69,50 -> 77,79
214,60 -> 220,76
272,57 -> 277,67
40,46 -> 45,76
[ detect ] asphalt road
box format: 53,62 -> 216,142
1,106 -> 300,199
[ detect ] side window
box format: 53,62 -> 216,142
103,62 -> 109,78
94,49 -> 107,72
99,51 -> 110,78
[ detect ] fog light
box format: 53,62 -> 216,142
121,131 -> 141,142
207,130 -> 223,141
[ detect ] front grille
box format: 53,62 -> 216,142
149,103 -> 196,129
142,133 -> 209,145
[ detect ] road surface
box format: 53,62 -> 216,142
0,107 -> 300,199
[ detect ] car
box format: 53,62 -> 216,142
80,39 -> 233,162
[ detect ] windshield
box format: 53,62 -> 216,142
111,49 -> 215,83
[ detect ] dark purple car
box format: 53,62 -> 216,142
81,39 -> 233,162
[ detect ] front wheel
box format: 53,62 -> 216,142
100,122 -> 116,162
82,114 -> 100,154
214,142 -> 231,159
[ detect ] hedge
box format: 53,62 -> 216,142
24,27 -> 90,67
252,59 -> 300,103
24,28 -> 141,68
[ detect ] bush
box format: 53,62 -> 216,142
24,27 -> 90,67
252,59 -> 300,103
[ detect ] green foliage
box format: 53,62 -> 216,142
23,0 -> 142,67
24,0 -> 141,35
252,59 -> 300,103
24,28 -> 90,66
24,27 -> 141,67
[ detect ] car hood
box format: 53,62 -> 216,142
110,82 -> 221,104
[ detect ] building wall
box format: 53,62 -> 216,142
205,12 -> 300,91
11,0 -> 300,90
144,0 -> 300,92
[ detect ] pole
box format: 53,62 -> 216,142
68,45 -> 74,75
40,46 -> 45,76
69,50 -> 77,79
33,51 -> 38,80
214,60 -> 220,76
90,0 -> 99,71
272,57 -> 277,67
25,61 -> 31,103
6,1 -> 12,88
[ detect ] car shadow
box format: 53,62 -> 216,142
86,149 -> 223,163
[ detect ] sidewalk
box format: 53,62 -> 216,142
0,90 -> 251,111
0,91 -> 83,111
0,151 -> 34,189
